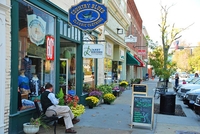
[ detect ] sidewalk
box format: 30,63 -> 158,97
39,79 -> 200,134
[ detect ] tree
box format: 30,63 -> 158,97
149,46 -> 176,80
158,4 -> 193,81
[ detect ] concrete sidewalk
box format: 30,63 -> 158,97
38,79 -> 200,134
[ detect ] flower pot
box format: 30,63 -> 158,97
23,123 -> 39,134
88,105 -> 94,109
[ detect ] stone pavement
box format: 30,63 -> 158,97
38,78 -> 200,134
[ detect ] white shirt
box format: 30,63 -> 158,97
46,89 -> 59,105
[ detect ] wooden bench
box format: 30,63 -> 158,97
34,101 -> 63,134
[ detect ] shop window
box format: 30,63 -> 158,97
60,20 -> 63,35
60,45 -> 76,96
18,0 -> 55,111
104,59 -> 112,84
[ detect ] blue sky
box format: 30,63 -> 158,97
134,0 -> 200,46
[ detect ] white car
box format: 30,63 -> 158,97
177,83 -> 200,98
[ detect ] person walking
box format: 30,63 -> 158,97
41,83 -> 79,133
175,73 -> 179,90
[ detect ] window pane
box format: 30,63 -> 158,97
18,1 -> 55,111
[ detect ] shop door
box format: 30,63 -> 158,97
60,59 -> 68,95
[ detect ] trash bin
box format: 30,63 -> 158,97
159,92 -> 176,115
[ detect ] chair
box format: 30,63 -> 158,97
34,101 -> 63,134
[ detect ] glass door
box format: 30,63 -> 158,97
60,58 -> 68,95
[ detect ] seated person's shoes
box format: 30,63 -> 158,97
65,128 -> 77,133
72,118 -> 80,124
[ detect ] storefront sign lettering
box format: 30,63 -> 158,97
69,1 -> 107,30
46,36 -> 54,60
83,44 -> 105,58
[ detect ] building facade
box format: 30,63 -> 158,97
0,0 -> 10,133
126,0 -> 146,81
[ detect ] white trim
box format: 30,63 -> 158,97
0,3 -> 10,12
0,9 -> 6,134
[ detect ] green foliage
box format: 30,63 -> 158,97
83,83 -> 91,93
96,84 -> 112,96
149,46 -> 176,79
56,88 -> 65,105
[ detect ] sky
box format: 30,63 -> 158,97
134,0 -> 200,46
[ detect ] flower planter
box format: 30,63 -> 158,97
23,123 -> 39,134
88,105 -> 94,109
112,90 -> 120,97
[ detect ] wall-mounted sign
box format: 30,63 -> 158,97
83,44 -> 104,58
27,14 -> 46,46
120,49 -> 124,60
138,49 -> 146,55
69,0 -> 107,31
125,35 -> 137,43
106,43 -> 112,56
46,36 -> 54,60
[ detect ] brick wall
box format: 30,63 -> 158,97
4,0 -> 11,133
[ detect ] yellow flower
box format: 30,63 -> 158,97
103,93 -> 116,103
85,96 -> 99,106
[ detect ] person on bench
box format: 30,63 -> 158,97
41,83 -> 80,133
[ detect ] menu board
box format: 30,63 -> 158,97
131,96 -> 154,129
133,84 -> 147,95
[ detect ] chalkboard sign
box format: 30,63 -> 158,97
131,96 -> 154,129
132,84 -> 147,95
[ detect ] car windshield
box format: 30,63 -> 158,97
193,78 -> 200,84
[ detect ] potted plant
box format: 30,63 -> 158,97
89,90 -> 103,105
97,84 -> 113,96
65,94 -> 85,117
23,116 -> 48,134
112,86 -> 121,97
119,80 -> 129,90
103,93 -> 116,104
85,96 -> 99,109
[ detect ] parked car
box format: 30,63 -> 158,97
177,78 -> 200,98
194,95 -> 200,115
182,88 -> 200,109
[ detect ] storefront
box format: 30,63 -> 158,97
10,0 -> 99,133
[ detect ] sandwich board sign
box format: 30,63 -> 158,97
131,95 -> 154,130
132,84 -> 148,96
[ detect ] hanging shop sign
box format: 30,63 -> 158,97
27,14 -> 46,46
46,36 -> 54,60
125,35 -> 137,43
138,49 -> 146,55
83,44 -> 104,58
69,0 -> 107,31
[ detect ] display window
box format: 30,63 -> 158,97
82,33 -> 96,93
18,0 -> 55,111
104,58 -> 112,84
59,43 -> 77,96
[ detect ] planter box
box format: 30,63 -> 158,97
112,90 -> 121,97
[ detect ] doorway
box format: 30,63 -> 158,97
60,58 -> 68,95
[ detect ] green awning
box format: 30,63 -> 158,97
126,52 -> 140,65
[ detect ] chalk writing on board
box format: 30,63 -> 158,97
133,85 -> 146,93
133,96 -> 152,124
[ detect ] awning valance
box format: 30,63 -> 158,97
126,52 -> 140,65
134,55 -> 145,67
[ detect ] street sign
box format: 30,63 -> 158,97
69,0 -> 108,31
125,35 -> 137,43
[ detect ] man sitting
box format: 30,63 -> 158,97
41,83 -> 79,133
